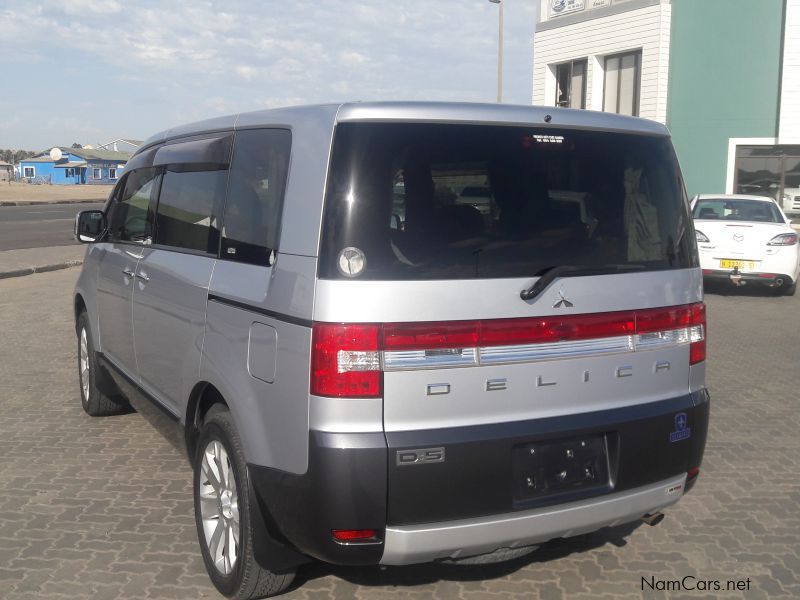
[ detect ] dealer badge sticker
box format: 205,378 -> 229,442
669,412 -> 691,443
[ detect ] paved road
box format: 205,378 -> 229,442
1,268 -> 799,599
0,203 -> 104,251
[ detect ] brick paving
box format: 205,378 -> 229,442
0,268 -> 798,599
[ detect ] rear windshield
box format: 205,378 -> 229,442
319,123 -> 695,280
693,198 -> 783,223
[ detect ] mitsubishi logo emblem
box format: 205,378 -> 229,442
553,287 -> 573,309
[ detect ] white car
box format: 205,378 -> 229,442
691,194 -> 799,295
780,186 -> 800,216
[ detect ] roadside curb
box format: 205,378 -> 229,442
0,260 -> 83,280
0,199 -> 102,207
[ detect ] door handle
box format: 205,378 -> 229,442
135,272 -> 150,282
122,268 -> 136,277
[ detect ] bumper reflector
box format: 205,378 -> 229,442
332,529 -> 379,542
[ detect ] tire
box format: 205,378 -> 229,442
784,280 -> 796,296
76,311 -> 130,416
193,406 -> 295,599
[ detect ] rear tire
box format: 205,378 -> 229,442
76,311 -> 130,416
784,280 -> 796,296
193,406 -> 295,599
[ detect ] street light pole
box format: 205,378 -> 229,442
489,0 -> 503,103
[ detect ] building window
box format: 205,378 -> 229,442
23,166 -> 35,178
734,145 -> 800,215
555,59 -> 587,109
603,51 -> 641,116
109,168 -> 117,180
93,168 -> 102,179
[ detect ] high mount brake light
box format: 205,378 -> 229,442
310,303 -> 707,398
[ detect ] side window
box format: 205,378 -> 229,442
154,168 -> 227,254
221,129 -> 291,265
108,168 -> 160,243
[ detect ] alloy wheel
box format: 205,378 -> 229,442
198,440 -> 240,575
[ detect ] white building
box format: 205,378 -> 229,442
533,0 -> 670,122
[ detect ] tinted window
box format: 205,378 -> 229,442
155,168 -> 227,253
108,168 -> 160,243
319,123 -> 694,280
693,198 -> 783,223
221,129 -> 291,265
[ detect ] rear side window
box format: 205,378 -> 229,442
319,123 -> 695,280
108,168 -> 160,244
155,168 -> 227,253
221,129 -> 292,265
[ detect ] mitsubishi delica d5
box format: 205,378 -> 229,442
73,102 -> 709,599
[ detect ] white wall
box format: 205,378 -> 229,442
779,0 -> 800,144
532,3 -> 671,123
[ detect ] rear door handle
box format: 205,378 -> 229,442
135,271 -> 150,282
122,268 -> 136,277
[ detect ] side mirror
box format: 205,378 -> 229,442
75,210 -> 106,243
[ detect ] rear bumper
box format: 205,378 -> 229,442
249,390 -> 709,568
381,473 -> 685,565
702,269 -> 795,285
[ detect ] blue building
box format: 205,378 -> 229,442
19,146 -> 132,185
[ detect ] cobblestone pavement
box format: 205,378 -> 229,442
1,269 -> 798,600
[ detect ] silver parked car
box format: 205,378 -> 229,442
73,102 -> 709,599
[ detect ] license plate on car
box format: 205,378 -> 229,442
719,259 -> 755,270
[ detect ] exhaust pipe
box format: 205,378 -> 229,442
775,278 -> 784,287
641,512 -> 665,527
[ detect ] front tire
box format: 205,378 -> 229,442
76,311 -> 129,416
193,407 -> 295,599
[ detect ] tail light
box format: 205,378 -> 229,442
311,323 -> 380,398
688,302 -> 706,365
311,303 -> 707,398
767,232 -> 798,246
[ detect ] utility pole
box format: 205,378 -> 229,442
489,0 -> 504,102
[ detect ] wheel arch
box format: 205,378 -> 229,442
185,381 -> 229,460
74,293 -> 87,329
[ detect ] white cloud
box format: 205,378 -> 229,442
0,0 -> 538,148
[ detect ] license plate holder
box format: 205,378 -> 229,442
719,259 -> 756,270
512,434 -> 611,504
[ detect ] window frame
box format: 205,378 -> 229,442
217,126 -> 293,267
150,166 -> 228,257
602,50 -> 641,117
554,58 -> 588,109
23,166 -> 35,178
145,132 -> 234,257
92,167 -> 102,180
109,167 -> 117,180
105,168 -> 162,246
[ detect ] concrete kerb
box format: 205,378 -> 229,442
0,246 -> 86,280
0,199 -> 102,207
0,261 -> 83,280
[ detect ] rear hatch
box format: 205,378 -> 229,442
314,121 -> 703,525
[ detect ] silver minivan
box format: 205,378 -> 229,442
73,102 -> 709,599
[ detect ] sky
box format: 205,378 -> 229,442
0,0 -> 539,151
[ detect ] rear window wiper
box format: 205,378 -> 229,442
520,264 -> 646,301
